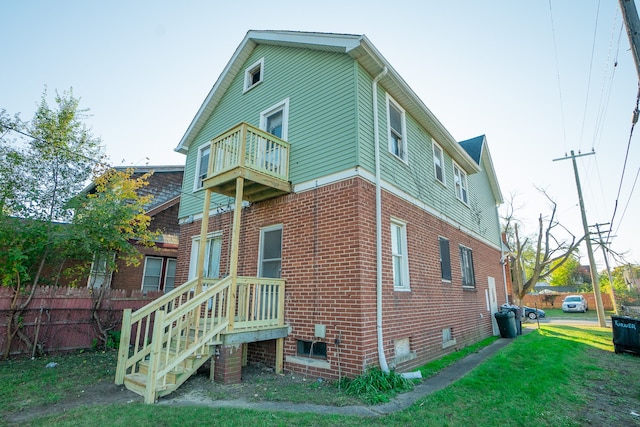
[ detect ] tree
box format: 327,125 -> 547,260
502,191 -> 584,301
66,168 -> 159,348
548,255 -> 580,287
0,89 -> 157,356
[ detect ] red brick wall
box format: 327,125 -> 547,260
110,245 -> 178,294
176,177 -> 506,379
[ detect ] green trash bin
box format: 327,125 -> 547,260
495,311 -> 517,338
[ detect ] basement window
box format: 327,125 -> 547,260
442,327 -> 457,349
296,340 -> 327,359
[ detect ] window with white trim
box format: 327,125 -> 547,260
439,237 -> 452,281
459,245 -> 476,288
189,233 -> 223,280
387,96 -> 407,161
244,58 -> 264,92
453,163 -> 469,204
391,220 -> 410,290
194,144 -> 210,190
88,252 -> 114,288
141,256 -> 177,294
258,225 -> 282,278
433,141 -> 445,184
142,256 -> 163,293
260,99 -> 289,141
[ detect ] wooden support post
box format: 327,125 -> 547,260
228,176 -> 244,331
145,310 -> 165,404
196,189 -> 212,294
115,308 -> 132,385
275,337 -> 284,374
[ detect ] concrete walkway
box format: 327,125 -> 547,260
159,337 -> 514,417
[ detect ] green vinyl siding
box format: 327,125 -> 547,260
178,42 -> 501,248
355,62 -> 500,247
179,45 -> 358,218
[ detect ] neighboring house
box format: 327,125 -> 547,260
85,165 -> 183,294
116,31 -> 506,402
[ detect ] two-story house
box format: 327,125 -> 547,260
115,31 -> 505,403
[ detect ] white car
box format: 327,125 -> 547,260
562,295 -> 588,313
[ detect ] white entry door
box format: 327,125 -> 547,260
487,276 -> 499,336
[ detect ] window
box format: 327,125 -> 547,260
459,245 -> 476,288
88,252 -> 114,288
189,233 -> 223,280
387,95 -> 407,161
142,257 -> 163,293
259,225 -> 282,278
260,99 -> 289,141
433,141 -> 445,184
141,257 -> 177,294
164,259 -> 177,293
453,163 -> 468,204
194,144 -> 210,190
244,58 -> 264,92
442,328 -> 457,348
439,237 -> 452,281
391,220 -> 410,290
296,340 -> 327,359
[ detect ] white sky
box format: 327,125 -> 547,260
2,0 -> 638,269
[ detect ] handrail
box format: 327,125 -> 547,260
115,274 -> 286,403
209,122 -> 290,182
115,277 -> 224,385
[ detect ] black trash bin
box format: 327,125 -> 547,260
494,311 -> 517,338
612,315 -> 640,354
500,304 -> 523,335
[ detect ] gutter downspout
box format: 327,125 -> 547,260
373,66 -> 389,373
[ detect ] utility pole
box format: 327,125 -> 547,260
619,0 -> 640,79
593,223 -> 619,315
553,150 -> 607,327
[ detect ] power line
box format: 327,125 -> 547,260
548,0 -> 568,152
2,124 -> 111,169
608,84 -> 640,241
578,0 -> 602,152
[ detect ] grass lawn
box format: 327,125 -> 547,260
2,325 -> 639,426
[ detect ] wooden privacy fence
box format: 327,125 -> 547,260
0,286 -> 162,357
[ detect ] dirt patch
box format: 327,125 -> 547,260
4,362 -> 358,424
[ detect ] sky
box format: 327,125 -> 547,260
1,0 -> 638,270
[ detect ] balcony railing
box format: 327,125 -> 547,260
203,122 -> 291,201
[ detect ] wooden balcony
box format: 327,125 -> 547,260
202,122 -> 292,202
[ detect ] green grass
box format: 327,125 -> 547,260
3,325 -> 640,426
0,350 -> 117,415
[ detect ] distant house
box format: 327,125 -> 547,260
116,31 -> 507,403
85,166 -> 183,294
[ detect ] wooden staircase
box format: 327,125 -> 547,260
115,122 -> 291,403
115,277 -> 231,403
114,275 -> 286,403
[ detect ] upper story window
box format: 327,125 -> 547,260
391,219 -> 410,290
194,144 -> 211,191
260,99 -> 289,140
386,95 -> 407,162
433,141 -> 445,184
244,58 -> 264,92
459,245 -> 476,288
453,163 -> 469,204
